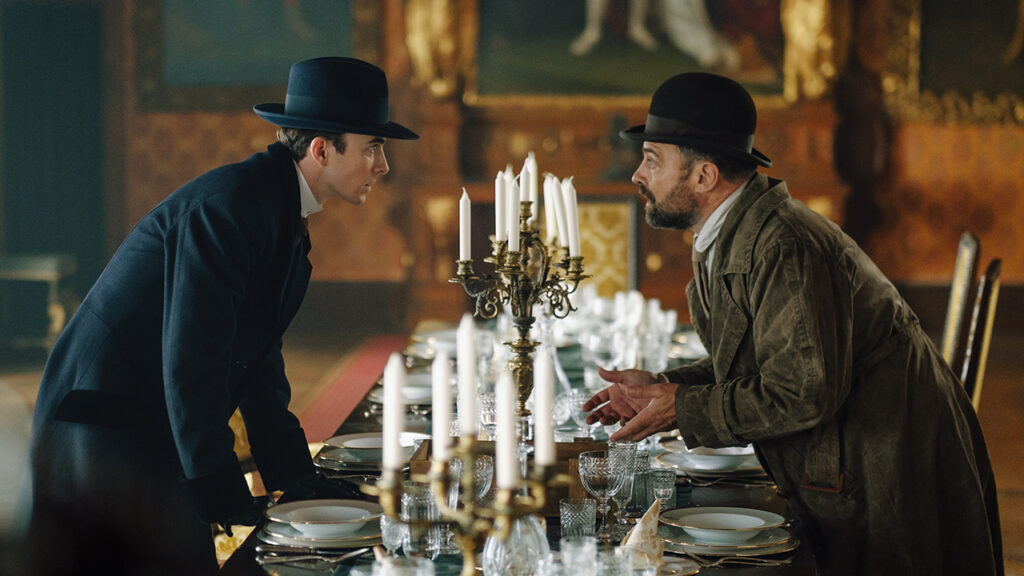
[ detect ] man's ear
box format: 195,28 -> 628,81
308,137 -> 330,166
694,160 -> 720,192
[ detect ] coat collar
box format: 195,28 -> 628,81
714,173 -> 791,277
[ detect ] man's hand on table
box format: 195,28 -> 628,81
218,495 -> 272,537
585,368 -> 679,442
277,472 -> 364,503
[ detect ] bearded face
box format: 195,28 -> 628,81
641,166 -> 699,230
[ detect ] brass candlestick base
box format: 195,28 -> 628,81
362,437 -> 573,576
451,200 -> 589,415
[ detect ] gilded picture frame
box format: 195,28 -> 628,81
884,0 -> 1024,124
135,0 -> 380,111
404,0 -> 847,108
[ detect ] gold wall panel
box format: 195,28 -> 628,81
579,201 -> 636,297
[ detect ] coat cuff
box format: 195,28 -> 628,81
248,426 -> 316,492
674,378 -> 741,448
182,459 -> 253,523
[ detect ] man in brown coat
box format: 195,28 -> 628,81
584,72 -> 1002,575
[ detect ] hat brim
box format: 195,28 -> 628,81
620,124 -> 770,168
253,103 -> 419,140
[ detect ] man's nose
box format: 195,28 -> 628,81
376,150 -> 390,175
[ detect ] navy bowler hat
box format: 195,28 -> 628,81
621,72 -> 770,168
254,57 -> 418,140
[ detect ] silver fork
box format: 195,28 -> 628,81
682,550 -> 793,568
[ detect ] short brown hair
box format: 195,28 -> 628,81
276,128 -> 347,161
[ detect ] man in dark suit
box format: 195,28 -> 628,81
23,57 -> 417,575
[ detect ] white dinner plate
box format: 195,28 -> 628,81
259,518 -> 382,549
318,433 -> 428,468
660,441 -> 757,471
655,451 -> 764,476
264,499 -> 380,538
366,386 -> 434,406
314,450 -> 386,472
660,507 -> 787,532
660,525 -> 799,557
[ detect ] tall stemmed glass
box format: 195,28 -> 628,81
577,450 -> 626,543
607,441 -> 638,540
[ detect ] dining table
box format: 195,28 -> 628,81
220,324 -> 818,576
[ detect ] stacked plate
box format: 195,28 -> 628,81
656,440 -> 765,480
658,506 -> 799,557
404,328 -> 458,360
258,499 -> 383,549
314,431 -> 429,472
366,372 -> 438,407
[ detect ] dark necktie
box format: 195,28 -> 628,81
692,245 -> 712,317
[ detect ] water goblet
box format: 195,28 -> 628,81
559,535 -> 597,572
650,469 -> 677,509
479,393 -> 498,440
381,514 -> 407,556
607,441 -> 638,540
400,482 -> 441,559
577,450 -> 625,543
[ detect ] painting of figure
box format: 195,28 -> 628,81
476,0 -> 783,97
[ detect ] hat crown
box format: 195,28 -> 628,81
283,57 -> 389,126
253,56 -> 418,140
648,72 -> 757,136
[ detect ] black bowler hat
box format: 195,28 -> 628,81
621,72 -> 770,167
254,57 -> 418,140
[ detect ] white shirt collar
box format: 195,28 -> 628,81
693,179 -> 748,272
294,160 -> 322,218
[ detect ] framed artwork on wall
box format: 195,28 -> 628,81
135,0 -> 380,111
885,0 -> 1024,124
415,0 -> 845,108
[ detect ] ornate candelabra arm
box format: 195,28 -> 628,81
564,256 -> 589,291
360,468 -> 403,519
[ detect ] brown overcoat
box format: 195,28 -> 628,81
664,173 -> 1002,575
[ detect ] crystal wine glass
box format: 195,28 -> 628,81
607,441 -> 638,540
577,450 -> 626,543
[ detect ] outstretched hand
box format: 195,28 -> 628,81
584,368 -> 679,442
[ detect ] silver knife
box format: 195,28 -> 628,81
255,543 -> 355,556
256,546 -> 371,565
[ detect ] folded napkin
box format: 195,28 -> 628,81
620,499 -> 664,569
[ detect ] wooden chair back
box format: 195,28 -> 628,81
960,258 -> 1002,412
940,231 -> 980,375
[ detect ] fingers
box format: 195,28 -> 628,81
582,388 -> 610,411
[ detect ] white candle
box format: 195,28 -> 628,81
495,172 -> 506,243
459,189 -> 471,261
456,314 -> 478,436
543,174 -> 557,244
495,370 -> 519,489
432,353 -> 453,461
553,177 -> 570,249
561,178 -> 582,257
533,351 -> 555,466
525,152 -> 539,225
382,352 -> 406,471
507,176 -> 521,251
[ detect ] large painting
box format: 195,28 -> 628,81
136,0 -> 379,110
885,0 -> 1024,124
475,0 -> 784,99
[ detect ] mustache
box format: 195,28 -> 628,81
637,185 -> 654,202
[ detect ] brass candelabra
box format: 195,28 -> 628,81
362,436 -> 573,576
450,201 -> 588,414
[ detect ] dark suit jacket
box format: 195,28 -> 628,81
30,143 -> 316,527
